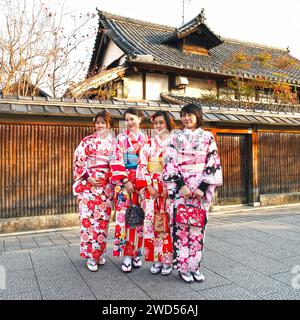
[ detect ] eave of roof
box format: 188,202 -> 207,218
1,96 -> 300,127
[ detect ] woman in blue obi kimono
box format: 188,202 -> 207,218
110,108 -> 148,273
163,103 -> 223,283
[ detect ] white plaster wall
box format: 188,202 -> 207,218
184,78 -> 217,97
146,73 -> 169,101
126,73 -> 143,100
102,40 -> 124,68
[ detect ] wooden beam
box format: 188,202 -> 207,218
214,128 -> 252,134
142,72 -> 146,100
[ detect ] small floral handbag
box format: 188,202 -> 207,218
175,204 -> 206,227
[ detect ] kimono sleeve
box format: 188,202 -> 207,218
199,132 -> 223,191
163,131 -> 185,196
72,138 -> 89,196
109,134 -> 128,182
136,142 -> 152,190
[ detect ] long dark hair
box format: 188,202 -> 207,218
151,110 -> 175,132
180,103 -> 203,128
124,108 -> 144,119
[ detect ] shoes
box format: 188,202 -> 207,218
86,258 -> 98,272
132,257 -> 142,268
161,264 -> 172,276
179,271 -> 194,283
150,262 -> 163,275
98,257 -> 106,266
122,256 -> 132,273
191,270 -> 205,282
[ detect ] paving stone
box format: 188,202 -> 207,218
0,269 -> 39,296
270,271 -> 296,288
33,237 -> 54,247
207,229 -> 295,260
0,252 -> 33,271
3,238 -> 22,252
211,265 -> 290,296
205,236 -> 291,275
0,291 -> 42,300
0,240 -> 4,253
39,277 -> 93,297
277,255 -> 300,267
259,288 -> 300,300
199,283 -> 262,300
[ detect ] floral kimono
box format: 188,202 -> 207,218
110,130 -> 147,258
73,132 -> 115,262
136,135 -> 173,264
163,128 -> 222,273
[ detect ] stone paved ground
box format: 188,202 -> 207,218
0,205 -> 300,300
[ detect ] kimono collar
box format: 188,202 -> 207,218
154,134 -> 170,147
126,129 -> 144,142
183,127 -> 203,136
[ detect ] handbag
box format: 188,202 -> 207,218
175,204 -> 206,227
125,204 -> 145,227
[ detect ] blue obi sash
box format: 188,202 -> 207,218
124,153 -> 139,169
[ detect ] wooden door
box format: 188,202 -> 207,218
216,133 -> 250,205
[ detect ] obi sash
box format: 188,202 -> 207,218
147,156 -> 163,174
124,153 -> 139,169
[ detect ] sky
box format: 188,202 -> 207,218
65,0 -> 300,60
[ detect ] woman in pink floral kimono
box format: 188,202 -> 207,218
163,103 -> 223,283
73,111 -> 115,272
136,111 -> 175,276
110,108 -> 148,273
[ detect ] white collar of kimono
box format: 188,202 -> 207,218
93,131 -> 112,140
183,127 -> 203,135
154,134 -> 170,146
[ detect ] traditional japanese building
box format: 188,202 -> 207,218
1,9 -> 300,233
72,9 -> 300,207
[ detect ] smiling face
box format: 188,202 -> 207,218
153,115 -> 168,136
180,112 -> 198,130
124,113 -> 142,132
95,116 -> 109,135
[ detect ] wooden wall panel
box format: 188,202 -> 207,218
0,124 -> 93,218
216,133 -> 249,205
259,132 -> 300,194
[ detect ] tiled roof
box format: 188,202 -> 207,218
160,93 -> 300,126
1,96 -> 300,127
92,11 -> 300,85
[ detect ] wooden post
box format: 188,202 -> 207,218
250,125 -> 260,206
142,72 -> 146,100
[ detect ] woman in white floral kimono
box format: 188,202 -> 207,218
73,111 -> 115,272
136,111 -> 175,276
163,103 -> 223,283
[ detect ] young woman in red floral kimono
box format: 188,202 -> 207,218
73,111 -> 115,272
136,111 -> 175,276
163,103 -> 223,283
110,108 -> 148,273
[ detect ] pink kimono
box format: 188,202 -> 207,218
136,135 -> 173,264
73,132 -> 115,262
163,128 -> 223,272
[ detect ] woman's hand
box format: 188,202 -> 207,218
194,188 -> 204,200
180,185 -> 192,199
161,188 -> 168,199
87,177 -> 102,187
124,181 -> 135,193
147,185 -> 159,199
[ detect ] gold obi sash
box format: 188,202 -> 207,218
147,156 -> 163,174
